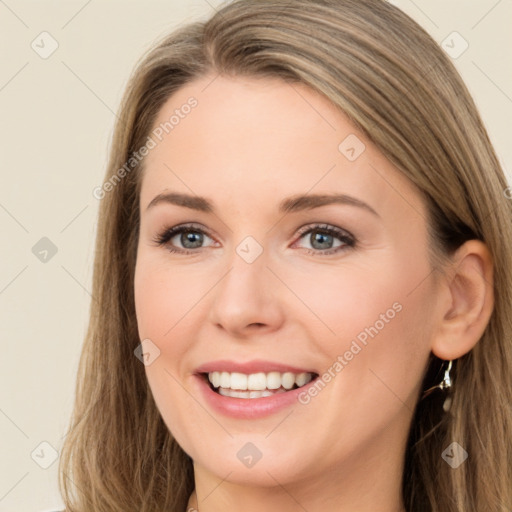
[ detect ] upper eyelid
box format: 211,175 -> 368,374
295,223 -> 352,236
158,222 -> 351,236
156,222 -> 354,246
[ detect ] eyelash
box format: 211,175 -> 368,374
151,222 -> 356,257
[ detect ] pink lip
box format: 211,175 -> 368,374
195,359 -> 316,375
193,373 -> 320,420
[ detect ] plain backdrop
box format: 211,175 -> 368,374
0,1 -> 511,510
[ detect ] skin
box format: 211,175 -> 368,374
133,74 -> 494,512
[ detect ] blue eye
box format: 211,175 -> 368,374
294,224 -> 356,255
152,223 -> 216,253
152,223 -> 356,256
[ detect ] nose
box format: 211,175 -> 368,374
207,243 -> 286,338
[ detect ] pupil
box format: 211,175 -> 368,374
311,231 -> 332,250
182,231 -> 203,249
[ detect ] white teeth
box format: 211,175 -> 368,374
266,371 -> 282,390
281,372 -> 296,390
207,371 -> 314,392
230,372 -> 248,390
218,388 -> 285,399
210,372 -> 220,388
295,373 -> 310,387
247,373 -> 267,390
219,372 -> 230,388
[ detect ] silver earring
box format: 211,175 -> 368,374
421,359 -> 453,412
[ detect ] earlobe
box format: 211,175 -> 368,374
431,239 -> 494,360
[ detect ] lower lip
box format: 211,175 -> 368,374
194,373 -> 319,419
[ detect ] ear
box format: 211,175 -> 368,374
431,239 -> 494,360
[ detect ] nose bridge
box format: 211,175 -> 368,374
221,235 -> 270,305
207,234 -> 284,333
234,234 -> 266,266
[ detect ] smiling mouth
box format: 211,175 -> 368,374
200,371 -> 319,399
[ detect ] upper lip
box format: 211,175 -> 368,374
195,359 -> 318,375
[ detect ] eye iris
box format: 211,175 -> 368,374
311,231 -> 333,250
181,231 -> 203,249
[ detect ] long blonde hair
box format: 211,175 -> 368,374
58,1 -> 512,510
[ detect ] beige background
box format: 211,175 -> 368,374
0,1 -> 510,510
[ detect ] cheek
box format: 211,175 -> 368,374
286,253 -> 433,397
281,256 -> 410,350
134,258 -> 205,449
134,270 -> 172,341
134,256 -> 206,341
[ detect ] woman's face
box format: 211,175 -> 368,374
134,74 -> 439,490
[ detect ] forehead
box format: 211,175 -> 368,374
147,74 -> 346,158
139,74 -> 425,222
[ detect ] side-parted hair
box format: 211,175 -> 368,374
58,1 -> 512,510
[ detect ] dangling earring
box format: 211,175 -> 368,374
421,359 -> 453,412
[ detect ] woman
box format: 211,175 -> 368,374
58,0 -> 512,511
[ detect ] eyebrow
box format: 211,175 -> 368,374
145,191 -> 380,217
